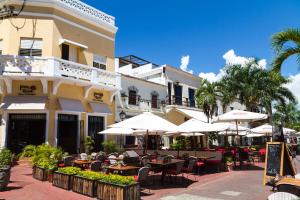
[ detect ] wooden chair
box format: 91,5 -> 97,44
181,158 -> 197,181
134,167 -> 151,193
166,162 -> 184,183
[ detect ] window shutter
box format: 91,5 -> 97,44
93,54 -> 106,64
20,39 -> 43,49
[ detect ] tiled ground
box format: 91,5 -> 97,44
0,160 -> 274,200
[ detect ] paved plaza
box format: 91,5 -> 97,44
0,159 -> 279,200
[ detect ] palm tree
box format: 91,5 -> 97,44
216,79 -> 235,113
272,28 -> 300,72
195,79 -> 218,122
220,60 -> 295,123
273,102 -> 300,128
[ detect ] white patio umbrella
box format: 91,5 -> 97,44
246,133 -> 265,138
251,123 -> 296,136
213,110 -> 268,145
99,127 -> 141,135
109,112 -> 179,153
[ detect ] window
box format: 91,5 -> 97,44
128,90 -> 137,105
151,93 -> 158,109
19,39 -> 43,56
174,84 -> 182,105
0,39 -> 3,55
93,54 -> 107,70
61,44 -> 69,60
188,88 -> 195,107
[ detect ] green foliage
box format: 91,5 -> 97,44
84,136 -> 95,154
196,79 -> 218,122
271,28 -> 300,72
77,170 -> 106,180
102,140 -> 118,154
224,156 -> 233,163
0,148 -> 13,167
219,61 -> 295,118
56,167 -> 81,175
19,145 -> 36,159
170,137 -> 190,150
32,144 -> 66,170
208,133 -> 218,147
273,102 -> 300,129
100,174 -> 135,186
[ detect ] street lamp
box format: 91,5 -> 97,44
119,110 -> 126,121
118,110 -> 126,148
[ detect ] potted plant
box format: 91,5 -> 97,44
72,170 -> 106,197
102,140 -> 118,154
0,148 -> 13,191
95,174 -> 139,200
53,167 -> 81,190
31,144 -> 65,181
224,156 -> 234,172
84,136 -> 95,154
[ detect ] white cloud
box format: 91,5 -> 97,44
199,49 -> 267,82
285,74 -> 300,108
180,55 -> 193,74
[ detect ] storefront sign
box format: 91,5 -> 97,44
93,92 -> 103,102
19,85 -> 36,95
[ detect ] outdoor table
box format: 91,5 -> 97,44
108,165 -> 140,175
73,160 -> 93,169
276,178 -> 300,196
148,159 -> 185,184
197,156 -> 216,161
276,178 -> 300,187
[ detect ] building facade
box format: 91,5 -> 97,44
0,0 -> 120,153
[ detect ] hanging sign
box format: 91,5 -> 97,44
93,92 -> 103,102
19,85 -> 36,95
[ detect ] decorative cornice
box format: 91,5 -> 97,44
5,0 -> 118,33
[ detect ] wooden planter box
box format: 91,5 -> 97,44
95,180 -> 140,200
72,176 -> 96,197
32,166 -> 48,181
52,172 -> 74,190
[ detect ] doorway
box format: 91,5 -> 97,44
88,115 -> 105,151
7,113 -> 46,154
57,114 -> 78,154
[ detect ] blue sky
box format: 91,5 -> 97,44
83,0 -> 300,77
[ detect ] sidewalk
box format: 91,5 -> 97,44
1,160 -> 271,200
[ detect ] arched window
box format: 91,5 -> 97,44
128,86 -> 138,105
151,91 -> 159,109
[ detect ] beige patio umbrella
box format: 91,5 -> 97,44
213,110 -> 268,145
109,112 -> 178,153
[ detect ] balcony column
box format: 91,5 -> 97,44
3,77 -> 12,94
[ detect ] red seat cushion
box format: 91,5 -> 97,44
133,175 -> 138,182
58,163 -> 65,167
166,169 -> 177,174
196,161 -> 204,167
181,167 -> 189,172
206,160 -> 221,164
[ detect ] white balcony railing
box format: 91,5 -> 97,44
5,0 -> 115,27
0,55 -> 121,90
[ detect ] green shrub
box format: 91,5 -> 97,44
101,174 -> 135,186
84,136 -> 95,154
0,148 -> 13,167
102,140 -> 118,154
32,144 -> 66,170
56,167 -> 81,175
77,171 -> 106,180
19,145 -> 36,159
224,156 -> 233,163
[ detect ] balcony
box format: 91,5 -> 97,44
0,55 -> 121,91
5,0 -> 115,27
167,96 -> 196,108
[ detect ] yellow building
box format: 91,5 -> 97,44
0,0 -> 120,154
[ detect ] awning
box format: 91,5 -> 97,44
89,102 -> 112,114
58,98 -> 84,112
0,96 -> 47,110
170,108 -> 207,122
58,38 -> 88,49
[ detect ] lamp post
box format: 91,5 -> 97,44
118,110 -> 126,148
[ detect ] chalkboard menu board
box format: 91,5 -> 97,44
264,142 -> 295,185
266,143 -> 282,176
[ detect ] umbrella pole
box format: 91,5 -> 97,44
194,133 -> 196,156
145,130 -> 148,155
156,132 -> 158,151
225,130 -> 228,147
236,121 -> 239,146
